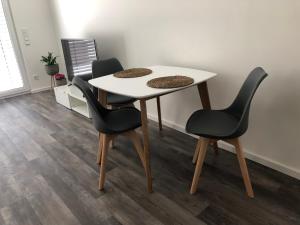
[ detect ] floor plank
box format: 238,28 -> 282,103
107,167 -> 206,225
100,186 -> 165,225
0,198 -> 43,225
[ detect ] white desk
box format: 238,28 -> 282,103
89,65 -> 217,192
89,65 -> 216,99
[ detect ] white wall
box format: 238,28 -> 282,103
50,0 -> 300,179
9,0 -> 60,92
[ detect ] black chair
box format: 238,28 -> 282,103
92,58 -> 136,106
92,58 -> 163,130
72,76 -> 152,192
186,67 -> 268,197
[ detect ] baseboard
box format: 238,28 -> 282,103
217,141 -> 300,180
31,86 -> 52,94
0,90 -> 30,100
147,113 -> 300,180
0,86 -> 51,99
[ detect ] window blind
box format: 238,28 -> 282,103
61,39 -> 97,81
0,1 -> 23,92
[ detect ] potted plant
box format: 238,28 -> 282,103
40,52 -> 59,76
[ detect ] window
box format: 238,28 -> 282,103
0,0 -> 23,92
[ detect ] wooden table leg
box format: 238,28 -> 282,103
98,89 -> 107,107
197,82 -> 219,154
97,89 -> 108,162
139,99 -> 153,193
97,133 -> 103,165
98,90 -> 116,148
156,96 -> 163,131
197,82 -> 211,109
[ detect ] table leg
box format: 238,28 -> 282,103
197,82 -> 211,109
99,90 -> 117,148
139,99 -> 153,193
97,89 -> 108,163
97,133 -> 103,165
98,89 -> 107,107
197,82 -> 219,154
156,96 -> 163,131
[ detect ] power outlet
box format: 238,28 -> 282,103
33,74 -> 39,80
21,28 -> 31,46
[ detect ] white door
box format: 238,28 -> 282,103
0,0 -> 29,98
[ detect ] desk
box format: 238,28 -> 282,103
89,65 -> 217,192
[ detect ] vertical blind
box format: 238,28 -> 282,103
0,1 -> 23,92
61,39 -> 97,80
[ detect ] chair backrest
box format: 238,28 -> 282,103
92,58 -> 124,78
91,58 -> 124,95
227,67 -> 268,136
72,76 -> 109,132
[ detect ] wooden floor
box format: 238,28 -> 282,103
0,91 -> 299,225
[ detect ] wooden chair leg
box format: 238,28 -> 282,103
97,133 -> 103,165
99,135 -> 110,191
193,139 -> 218,164
156,96 -> 162,131
190,138 -> 209,194
124,130 -> 147,173
192,139 -> 201,164
231,138 -> 254,198
109,106 -> 117,149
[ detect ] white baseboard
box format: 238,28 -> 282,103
148,113 -> 300,180
217,141 -> 300,180
31,86 -> 52,94
0,86 -> 51,99
0,90 -> 30,100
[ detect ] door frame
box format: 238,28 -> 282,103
0,0 -> 30,99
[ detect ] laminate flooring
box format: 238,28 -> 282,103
0,91 -> 299,225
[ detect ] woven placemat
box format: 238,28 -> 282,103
147,75 -> 194,89
114,68 -> 152,78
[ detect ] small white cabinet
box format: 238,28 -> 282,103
54,85 -> 71,109
54,85 -> 91,118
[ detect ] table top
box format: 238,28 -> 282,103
88,65 -> 217,99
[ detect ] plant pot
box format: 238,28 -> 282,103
45,64 -> 59,76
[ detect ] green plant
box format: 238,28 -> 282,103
40,52 -> 57,66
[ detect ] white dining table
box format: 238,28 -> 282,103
89,65 -> 218,192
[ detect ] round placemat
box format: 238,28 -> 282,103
114,68 -> 152,78
147,75 -> 194,89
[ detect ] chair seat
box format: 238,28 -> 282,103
104,107 -> 141,134
186,110 -> 239,139
107,93 -> 136,106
